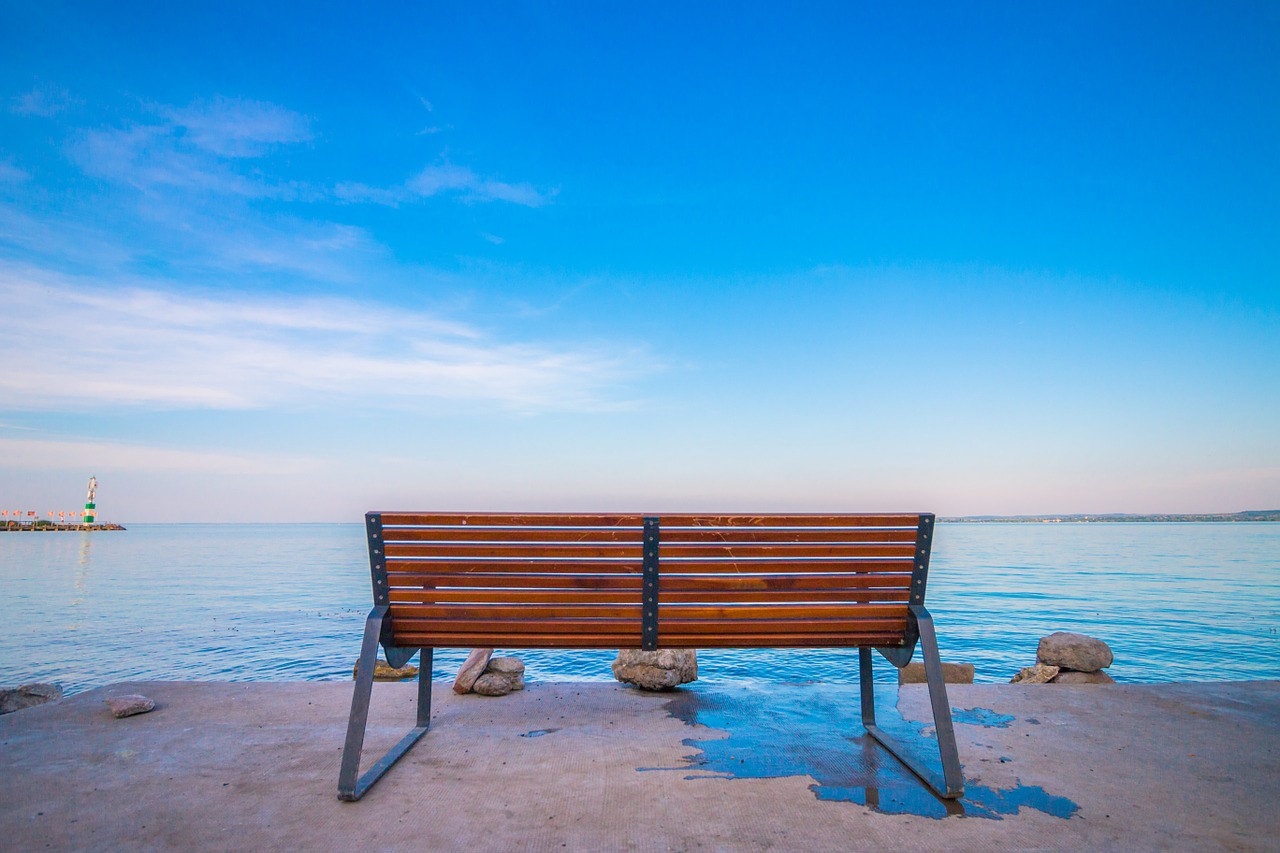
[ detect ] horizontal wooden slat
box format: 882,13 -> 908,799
392,617 -> 641,635
657,618 -> 907,634
659,634 -> 906,648
391,589 -> 642,604
390,604 -> 641,620
386,543 -> 642,559
655,559 -> 914,574
655,603 -> 906,620
380,513 -> 645,527
659,573 -> 913,591
660,589 -> 910,603
385,528 -> 644,543
658,528 -> 918,543
391,632 -> 642,648
658,544 -> 916,559
386,572 -> 643,590
386,560 -> 643,575
658,514 -> 923,528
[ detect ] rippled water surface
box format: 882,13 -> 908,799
1,523 -> 1276,694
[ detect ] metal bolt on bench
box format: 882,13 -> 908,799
339,512 -> 963,801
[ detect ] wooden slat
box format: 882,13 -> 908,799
658,514 -> 922,528
660,633 -> 905,648
391,632 -> 642,648
659,573 -> 912,591
657,618 -> 907,635
386,560 -> 643,575
656,559 -> 914,574
661,589 -> 909,603
385,528 -> 644,543
655,603 -> 906,620
386,543 -> 642,559
390,603 -> 641,620
380,513 -> 645,527
657,544 -> 916,559
658,528 -> 918,544
391,617 -> 642,635
386,572 -> 643,590
390,589 -> 641,604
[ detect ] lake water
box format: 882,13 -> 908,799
1,523 -> 1277,695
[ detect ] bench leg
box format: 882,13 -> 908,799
860,606 -> 964,799
338,606 -> 431,801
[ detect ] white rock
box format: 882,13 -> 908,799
612,649 -> 698,691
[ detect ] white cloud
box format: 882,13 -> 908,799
0,436 -> 316,475
11,83 -> 76,117
164,96 -> 313,157
406,164 -> 551,207
0,263 -> 650,413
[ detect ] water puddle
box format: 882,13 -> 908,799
519,728 -> 560,738
651,684 -> 1078,820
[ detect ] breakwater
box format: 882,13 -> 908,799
2,522 -> 126,532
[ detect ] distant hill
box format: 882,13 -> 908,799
941,511 -> 1280,523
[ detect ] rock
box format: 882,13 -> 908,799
105,694 -> 155,718
468,657 -> 526,696
0,682 -> 63,715
352,659 -> 419,681
1010,663 -> 1060,684
1037,632 -> 1113,672
1052,670 -> 1117,685
898,662 -> 975,685
611,649 -> 698,691
453,648 -> 494,694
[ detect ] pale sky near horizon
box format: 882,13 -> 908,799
1,2 -> 1277,522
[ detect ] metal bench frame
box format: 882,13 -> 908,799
339,512 -> 963,801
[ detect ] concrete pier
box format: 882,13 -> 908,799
2,680 -> 1277,851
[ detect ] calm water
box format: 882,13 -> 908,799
1,523 -> 1277,695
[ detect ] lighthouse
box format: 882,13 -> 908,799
84,476 -> 97,524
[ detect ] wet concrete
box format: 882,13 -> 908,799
660,683 -> 1077,820
1,680 -> 1277,851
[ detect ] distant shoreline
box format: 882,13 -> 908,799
1,523 -> 126,532
941,511 -> 1280,523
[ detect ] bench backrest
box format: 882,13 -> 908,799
366,512 -> 935,651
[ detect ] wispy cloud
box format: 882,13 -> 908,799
10,83 -> 77,117
77,97 -> 315,199
0,159 -> 30,183
0,263 -> 650,412
0,436 -> 318,475
336,163 -> 553,208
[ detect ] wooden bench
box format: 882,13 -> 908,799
339,512 -> 963,801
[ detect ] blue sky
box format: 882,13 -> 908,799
1,2 -> 1277,521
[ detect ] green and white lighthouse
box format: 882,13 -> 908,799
84,476 -> 97,524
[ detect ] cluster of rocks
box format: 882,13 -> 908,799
611,649 -> 698,690
453,648 -> 525,696
1011,631 -> 1116,684
0,682 -> 62,715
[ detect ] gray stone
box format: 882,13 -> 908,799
898,662 -> 975,685
469,657 -> 526,696
611,649 -> 698,691
105,694 -> 155,718
487,656 -> 525,676
1052,670 -> 1117,685
1037,632 -> 1114,672
0,682 -> 63,714
1010,664 -> 1060,684
453,648 -> 493,694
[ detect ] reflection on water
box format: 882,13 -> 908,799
0,523 -> 1278,694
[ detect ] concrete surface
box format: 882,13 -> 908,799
1,680 -> 1277,852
